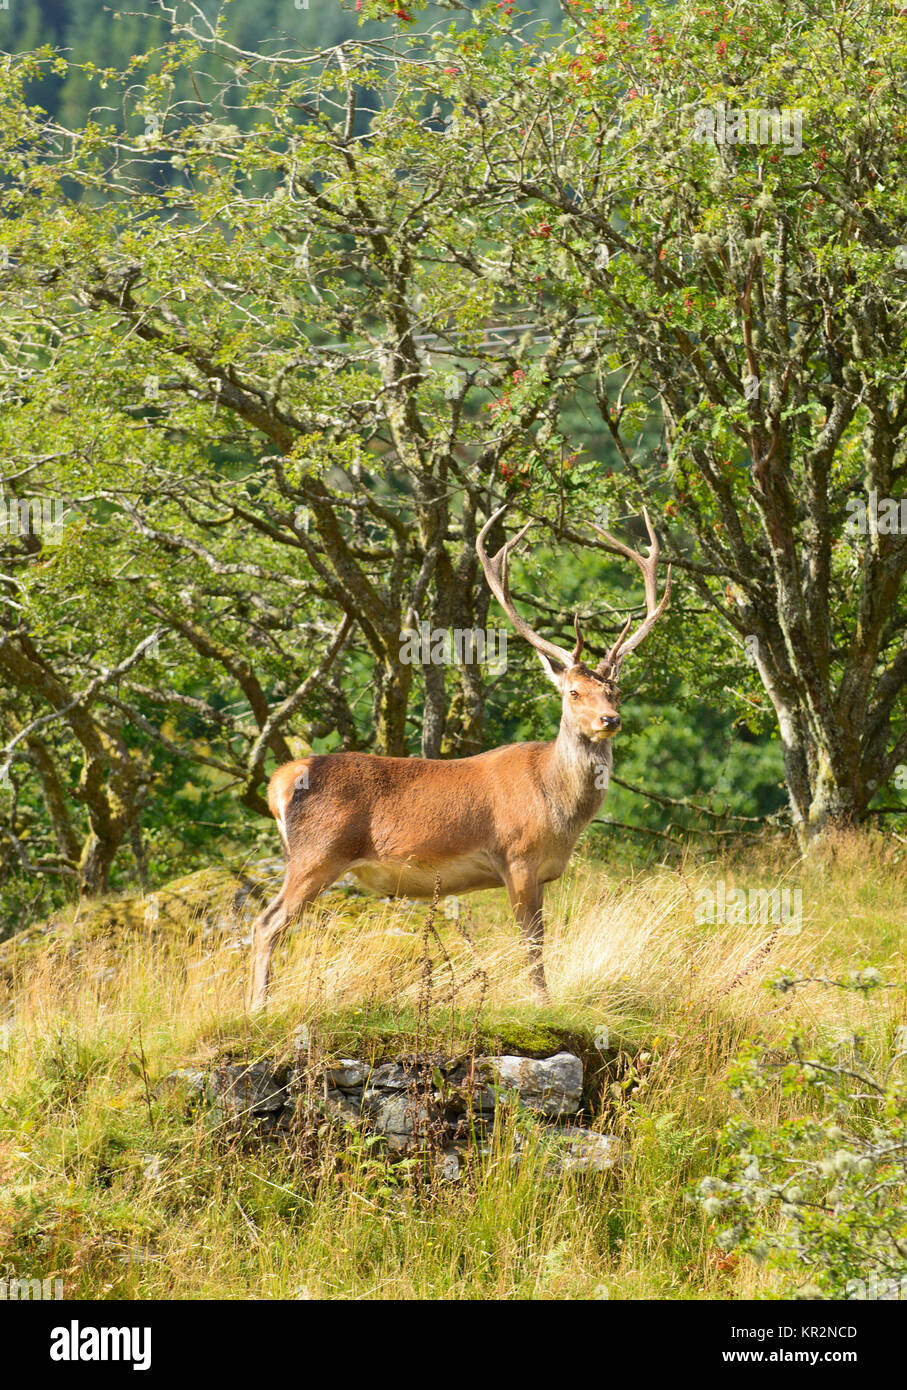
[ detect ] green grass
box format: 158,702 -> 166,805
1,830 -> 905,1299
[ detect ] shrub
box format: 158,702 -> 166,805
697,971 -> 907,1299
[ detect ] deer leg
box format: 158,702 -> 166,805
248,859 -> 345,1011
503,864 -> 549,1001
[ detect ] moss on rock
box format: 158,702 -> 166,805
0,863 -> 278,986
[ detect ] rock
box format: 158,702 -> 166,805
190,1044 -> 621,1168
155,1067 -> 206,1097
324,1059 -> 369,1089
206,1063 -> 290,1125
371,1094 -> 433,1151
369,1061 -> 421,1091
323,1088 -> 363,1126
482,1051 -> 583,1117
444,1062 -> 497,1112
437,1148 -> 460,1181
369,1094 -> 410,1132
554,1127 -> 623,1175
446,1111 -> 494,1147
443,1083 -> 497,1115
505,1125 -> 623,1177
231,860 -> 286,918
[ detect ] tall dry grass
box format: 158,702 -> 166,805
1,830 -> 904,1299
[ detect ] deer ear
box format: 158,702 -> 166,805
537,651 -> 566,688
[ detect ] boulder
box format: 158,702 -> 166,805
369,1061 -> 421,1091
371,1093 -> 434,1151
324,1059 -> 370,1090
554,1127 -> 623,1174
206,1063 -> 290,1126
482,1051 -> 583,1117
323,1088 -> 363,1126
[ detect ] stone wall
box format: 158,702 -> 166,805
173,1046 -> 623,1179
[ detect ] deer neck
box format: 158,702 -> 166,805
541,718 -> 614,835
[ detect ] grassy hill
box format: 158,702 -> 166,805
1,832 -> 904,1299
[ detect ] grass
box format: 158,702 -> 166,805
0,830 -> 904,1300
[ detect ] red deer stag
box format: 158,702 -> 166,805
248,506 -> 670,1008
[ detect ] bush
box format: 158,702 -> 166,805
697,971 -> 907,1300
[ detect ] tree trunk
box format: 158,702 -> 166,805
800,746 -> 861,850
442,669 -> 486,757
78,830 -> 121,897
373,658 -> 412,756
26,736 -> 82,870
421,659 -> 446,758
437,517 -> 492,757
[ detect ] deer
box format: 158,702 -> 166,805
248,505 -> 670,1010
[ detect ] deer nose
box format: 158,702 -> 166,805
601,714 -> 621,730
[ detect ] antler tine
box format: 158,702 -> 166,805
590,507 -> 658,605
571,614 -> 584,665
590,506 -> 672,667
637,507 -> 662,615
477,505 -> 578,668
601,613 -> 633,671
615,563 -> 671,658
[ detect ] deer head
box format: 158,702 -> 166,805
476,505 -> 671,743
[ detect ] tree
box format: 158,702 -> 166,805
0,10 -> 613,900
445,0 -> 907,842
3,0 -> 903,911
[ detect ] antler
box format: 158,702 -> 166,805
590,507 -> 672,671
477,505 -> 583,668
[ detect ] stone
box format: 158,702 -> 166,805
437,1148 -> 460,1181
442,1083 -> 497,1115
369,1061 -> 421,1091
446,1111 -> 494,1146
554,1127 -> 623,1175
323,1088 -> 363,1126
443,1063 -> 497,1112
232,860 -> 286,918
324,1059 -> 369,1089
206,1063 -> 290,1124
372,1094 -> 433,1151
482,1052 -> 583,1117
156,1067 -> 206,1097
191,1046 -> 621,1167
